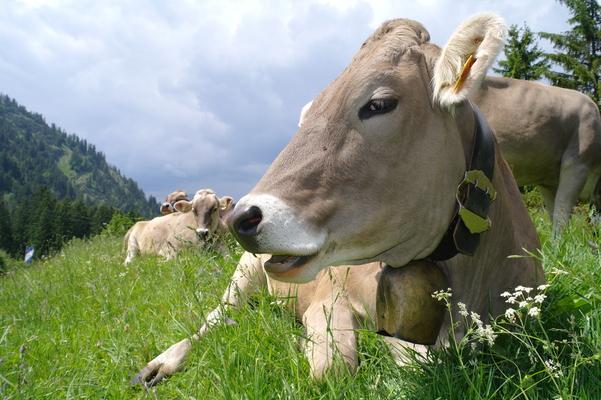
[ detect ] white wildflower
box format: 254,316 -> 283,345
537,284 -> 550,291
500,291 -> 512,298
519,301 -> 529,308
528,307 -> 540,318
475,324 -> 497,347
544,359 -> 564,378
470,311 -> 482,327
515,285 -> 526,292
505,308 -> 517,323
118,272 -> 126,278
506,296 -> 517,304
432,288 -> 452,302
457,302 -> 469,317
534,294 -> 547,304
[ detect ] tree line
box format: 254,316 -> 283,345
495,0 -> 601,107
0,187 -> 136,262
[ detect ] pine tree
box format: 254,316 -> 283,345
30,188 -> 59,256
70,200 -> 91,239
90,205 -> 114,235
56,199 -> 75,243
0,199 -> 13,254
11,201 -> 29,258
540,0 -> 601,105
494,23 -> 549,80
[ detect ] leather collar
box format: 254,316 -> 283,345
426,103 -> 497,261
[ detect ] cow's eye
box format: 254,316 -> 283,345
359,98 -> 398,120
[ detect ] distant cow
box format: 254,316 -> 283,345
160,190 -> 190,215
124,189 -> 233,264
132,253 -> 447,386
299,77 -> 601,234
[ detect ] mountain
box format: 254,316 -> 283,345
0,94 -> 158,217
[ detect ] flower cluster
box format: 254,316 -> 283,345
431,288 -> 453,303
543,359 -> 564,378
500,284 -> 549,323
455,302 -> 498,347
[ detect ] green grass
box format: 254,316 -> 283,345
1,206 -> 599,399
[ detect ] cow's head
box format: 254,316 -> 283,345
175,189 -> 234,239
230,14 -> 506,283
160,190 -> 190,215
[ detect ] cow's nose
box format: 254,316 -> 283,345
196,228 -> 209,238
229,205 -> 263,252
231,205 -> 262,237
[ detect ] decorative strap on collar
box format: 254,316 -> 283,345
427,104 -> 496,261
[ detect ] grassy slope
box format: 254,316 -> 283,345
0,209 -> 599,399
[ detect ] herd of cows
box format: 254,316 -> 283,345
128,14 -> 601,388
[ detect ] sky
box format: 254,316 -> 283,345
0,0 -> 572,202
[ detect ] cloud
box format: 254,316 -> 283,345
0,0 -> 571,201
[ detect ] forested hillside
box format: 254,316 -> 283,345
0,94 -> 158,216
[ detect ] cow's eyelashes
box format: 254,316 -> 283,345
358,98 -> 398,120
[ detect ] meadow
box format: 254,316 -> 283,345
0,202 -> 599,399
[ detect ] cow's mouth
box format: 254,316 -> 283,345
264,254 -> 315,276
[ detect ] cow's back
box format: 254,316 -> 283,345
137,212 -> 198,254
473,77 -> 601,187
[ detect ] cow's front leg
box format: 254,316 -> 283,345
302,300 -> 358,379
376,261 -> 448,345
132,252 -> 266,387
131,338 -> 192,387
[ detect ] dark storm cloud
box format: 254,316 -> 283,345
0,0 -> 569,201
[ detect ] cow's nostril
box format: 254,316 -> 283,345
234,206 -> 262,236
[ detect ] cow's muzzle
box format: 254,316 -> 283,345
229,205 -> 262,252
196,228 -> 209,239
227,194 -> 326,258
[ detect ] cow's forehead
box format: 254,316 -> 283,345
313,19 -> 433,102
193,193 -> 218,211
311,49 -> 431,118
354,19 -> 430,63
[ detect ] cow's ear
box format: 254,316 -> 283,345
174,200 -> 193,213
219,196 -> 234,211
432,13 -> 506,109
298,100 -> 313,128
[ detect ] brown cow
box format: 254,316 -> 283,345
124,189 -> 233,264
229,14 -> 545,344
160,190 -> 190,215
473,78 -> 601,234
132,253 -> 447,386
299,78 -> 601,235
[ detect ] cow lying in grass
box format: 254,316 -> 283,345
298,79 -> 601,236
160,190 -> 190,215
124,189 -> 233,265
229,14 -> 545,346
132,252 -> 447,386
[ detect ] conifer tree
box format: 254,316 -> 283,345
494,23 -> 549,80
540,0 -> 601,105
0,199 -> 13,254
10,201 -> 29,258
71,200 -> 91,239
30,187 -> 59,256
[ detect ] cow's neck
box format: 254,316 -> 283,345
437,111 -> 544,334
